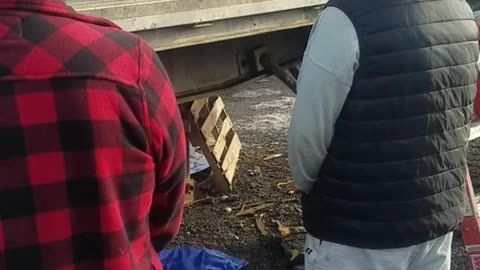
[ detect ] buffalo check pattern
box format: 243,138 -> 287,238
0,1 -> 187,269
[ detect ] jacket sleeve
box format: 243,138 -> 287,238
288,7 -> 359,193
139,41 -> 187,251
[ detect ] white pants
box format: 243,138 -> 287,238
305,233 -> 453,270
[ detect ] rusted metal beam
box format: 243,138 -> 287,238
260,53 -> 298,94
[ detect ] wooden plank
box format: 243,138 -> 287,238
225,153 -> 240,183
201,98 -> 224,140
189,126 -> 231,192
213,117 -> 234,162
190,98 -> 208,122
182,109 -> 195,205
225,148 -> 240,183
222,134 -> 241,171
222,134 -> 242,172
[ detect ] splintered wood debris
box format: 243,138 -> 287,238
275,220 -> 306,237
236,203 -> 274,216
255,217 -> 269,236
263,153 -> 283,161
276,180 -> 294,189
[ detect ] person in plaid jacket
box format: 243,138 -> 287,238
0,0 -> 187,269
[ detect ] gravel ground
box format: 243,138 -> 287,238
171,76 -> 480,270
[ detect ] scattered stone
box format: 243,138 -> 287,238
248,166 -> 262,176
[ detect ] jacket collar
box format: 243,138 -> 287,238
0,0 -> 119,29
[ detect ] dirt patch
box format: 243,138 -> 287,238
171,77 -> 478,270
172,145 -> 300,269
171,78 -> 299,269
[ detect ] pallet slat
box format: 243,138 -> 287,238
224,135 -> 241,183
191,98 -> 209,122
213,117 -> 233,161
201,98 -> 224,143
221,133 -> 241,171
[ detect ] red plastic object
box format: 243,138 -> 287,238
461,170 -> 480,270
474,21 -> 480,119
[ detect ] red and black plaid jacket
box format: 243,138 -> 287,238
0,0 -> 186,269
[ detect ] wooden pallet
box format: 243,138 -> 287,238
189,96 -> 241,192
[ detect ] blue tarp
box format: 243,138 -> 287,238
159,248 -> 248,270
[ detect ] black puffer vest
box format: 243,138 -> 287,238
302,0 -> 479,249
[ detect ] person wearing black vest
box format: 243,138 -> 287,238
288,0 -> 479,269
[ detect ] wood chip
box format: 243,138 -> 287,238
236,203 -> 274,216
275,221 -> 306,237
233,198 -> 297,211
185,197 -> 213,207
276,180 -> 294,189
276,221 -> 291,237
263,153 -> 283,161
255,217 -> 269,236
290,226 -> 306,234
282,198 -> 298,203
